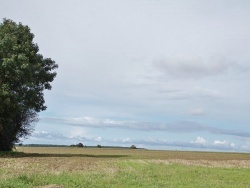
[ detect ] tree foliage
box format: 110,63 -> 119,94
130,145 -> 137,149
0,19 -> 58,151
76,143 -> 84,148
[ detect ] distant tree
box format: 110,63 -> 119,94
97,144 -> 102,148
130,145 -> 137,149
0,19 -> 58,151
76,143 -> 84,147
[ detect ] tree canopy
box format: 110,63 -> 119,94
0,19 -> 58,151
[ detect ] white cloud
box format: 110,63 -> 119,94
130,137 -> 239,151
109,136 -> 241,151
193,136 -> 208,145
95,136 -> 102,142
122,138 -> 130,142
69,128 -> 87,139
27,131 -> 248,151
212,140 -> 236,150
213,140 -> 236,148
213,140 -> 226,145
28,130 -> 104,145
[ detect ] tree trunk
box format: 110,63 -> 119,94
0,129 -> 14,151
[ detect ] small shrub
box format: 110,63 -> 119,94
97,145 -> 102,148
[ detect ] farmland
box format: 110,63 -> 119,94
1,147 -> 250,188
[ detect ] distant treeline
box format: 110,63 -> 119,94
16,144 -> 144,149
16,144 -> 69,147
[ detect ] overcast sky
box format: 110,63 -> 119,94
1,0 -> 250,151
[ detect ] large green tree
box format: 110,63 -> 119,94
0,19 -> 58,151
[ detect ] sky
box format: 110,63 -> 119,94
1,0 -> 250,152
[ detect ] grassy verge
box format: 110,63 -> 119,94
1,160 -> 250,188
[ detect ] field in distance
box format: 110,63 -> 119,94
1,147 -> 250,188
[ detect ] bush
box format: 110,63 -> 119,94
97,145 -> 102,148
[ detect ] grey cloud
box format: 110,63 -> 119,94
157,87 -> 222,101
210,129 -> 250,138
188,108 -> 206,116
41,117 -> 204,132
154,54 -> 244,79
31,131 -> 68,140
41,116 -> 250,138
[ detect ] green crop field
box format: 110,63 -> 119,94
1,147 -> 250,188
